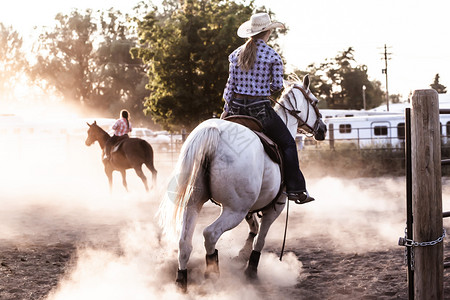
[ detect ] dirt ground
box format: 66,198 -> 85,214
0,234 -> 413,300
5,218 -> 450,300
2,186 -> 450,300
2,146 -> 450,299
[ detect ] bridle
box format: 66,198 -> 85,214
85,128 -> 95,145
271,85 -> 323,137
86,123 -> 107,146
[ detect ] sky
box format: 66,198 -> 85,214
1,0 -> 450,101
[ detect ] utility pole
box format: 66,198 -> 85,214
362,85 -> 366,110
381,44 -> 392,111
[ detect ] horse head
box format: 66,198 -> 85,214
278,75 -> 327,141
85,121 -> 101,146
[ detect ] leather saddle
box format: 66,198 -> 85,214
223,115 -> 282,164
111,136 -> 129,153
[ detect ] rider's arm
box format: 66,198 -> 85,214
270,52 -> 284,94
222,52 -> 239,113
112,119 -> 120,131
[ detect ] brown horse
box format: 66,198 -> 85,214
85,121 -> 157,192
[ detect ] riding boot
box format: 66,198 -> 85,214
103,152 -> 112,162
103,146 -> 111,161
287,190 -> 315,204
262,107 -> 309,197
104,135 -> 120,161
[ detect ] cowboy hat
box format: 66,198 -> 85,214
237,12 -> 284,38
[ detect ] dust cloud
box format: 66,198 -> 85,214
2,108 -> 447,299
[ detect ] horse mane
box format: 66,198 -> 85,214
284,73 -> 303,90
88,122 -> 111,148
277,74 -> 303,107
92,122 -> 110,136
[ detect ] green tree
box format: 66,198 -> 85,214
430,73 -> 447,94
0,23 -> 27,102
296,47 -> 384,110
30,10 -> 97,105
390,94 -> 402,104
133,0 -> 279,130
30,9 -> 149,122
91,9 -> 150,124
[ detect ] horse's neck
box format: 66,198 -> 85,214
97,129 -> 110,149
274,96 -> 299,138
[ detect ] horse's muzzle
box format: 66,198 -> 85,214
314,120 -> 327,141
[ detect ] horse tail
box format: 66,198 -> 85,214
158,121 -> 220,237
140,139 -> 157,174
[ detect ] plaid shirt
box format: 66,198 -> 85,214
112,118 -> 132,136
223,39 -> 284,112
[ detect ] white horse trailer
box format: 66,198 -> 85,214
316,113 -> 450,149
319,109 -> 400,119
325,114 -> 406,148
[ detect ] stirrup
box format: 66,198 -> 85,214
284,191 -> 315,205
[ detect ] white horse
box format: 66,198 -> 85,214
159,75 -> 327,292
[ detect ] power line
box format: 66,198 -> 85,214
380,44 -> 392,111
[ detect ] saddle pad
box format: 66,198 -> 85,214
253,131 -> 282,165
223,116 -> 281,164
223,115 -> 263,132
112,137 -> 127,153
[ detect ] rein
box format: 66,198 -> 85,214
270,84 -> 323,260
279,197 -> 289,261
89,124 -> 110,149
271,85 -> 323,137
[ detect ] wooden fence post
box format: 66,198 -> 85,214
411,89 -> 443,299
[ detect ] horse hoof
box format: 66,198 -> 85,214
244,265 -> 258,281
176,269 -> 187,293
245,250 -> 260,282
205,249 -> 220,280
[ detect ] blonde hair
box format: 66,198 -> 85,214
237,30 -> 270,72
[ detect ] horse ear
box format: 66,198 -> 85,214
303,74 -> 310,90
94,120 -> 97,125
87,122 -> 91,127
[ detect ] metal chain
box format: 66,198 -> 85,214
400,228 -> 446,247
399,228 -> 446,270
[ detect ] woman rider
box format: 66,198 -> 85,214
104,109 -> 132,161
221,12 -> 313,204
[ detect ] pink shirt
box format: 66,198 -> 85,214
112,118 -> 132,136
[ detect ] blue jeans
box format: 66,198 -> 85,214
228,98 -> 306,192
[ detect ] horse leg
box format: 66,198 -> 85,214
104,165 -> 113,193
144,161 -> 157,189
133,165 -> 149,192
246,212 -> 259,238
245,202 -> 285,280
203,208 -> 249,279
236,213 -> 259,262
177,198 -> 204,293
120,170 -> 129,192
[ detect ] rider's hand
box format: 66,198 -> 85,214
220,111 -> 228,119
